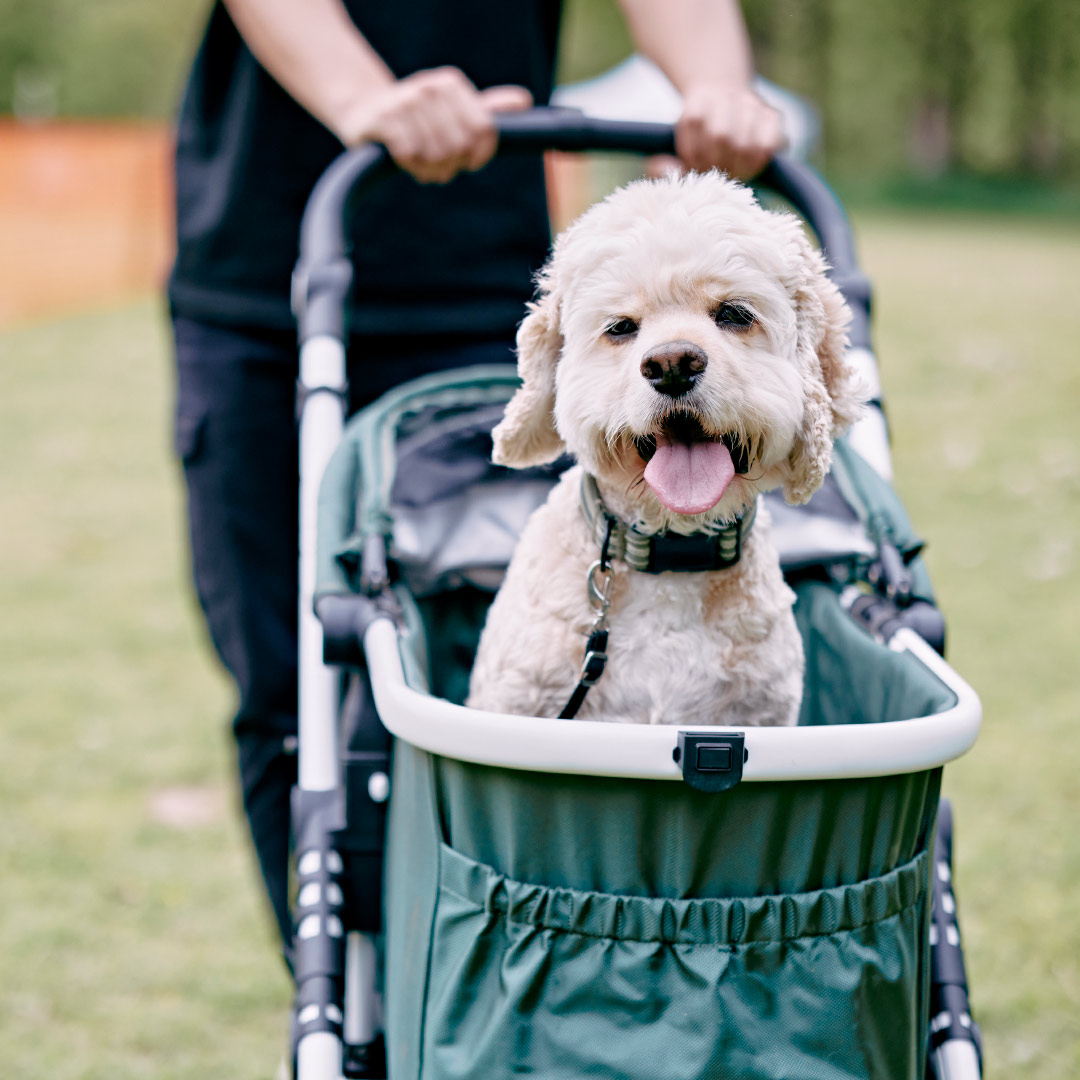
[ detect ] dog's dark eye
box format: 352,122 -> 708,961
714,302 -> 755,330
605,317 -> 639,339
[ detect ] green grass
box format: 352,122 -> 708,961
1,211 -> 1079,1076
0,304 -> 291,1077
860,213 -> 1080,1076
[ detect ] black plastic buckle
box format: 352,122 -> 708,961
580,650 -> 607,686
579,628 -> 608,686
674,731 -> 746,792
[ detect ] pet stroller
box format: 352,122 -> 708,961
287,111 -> 983,1080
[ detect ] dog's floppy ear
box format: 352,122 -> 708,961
491,282 -> 566,468
782,236 -> 865,504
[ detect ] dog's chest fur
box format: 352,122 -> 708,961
467,467 -> 803,726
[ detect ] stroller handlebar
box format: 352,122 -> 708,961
293,107 -> 871,348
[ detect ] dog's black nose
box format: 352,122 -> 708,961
640,341 -> 708,397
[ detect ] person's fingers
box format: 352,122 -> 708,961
394,106 -> 452,182
358,71 -> 532,182
678,88 -> 789,178
378,116 -> 422,165
463,110 -> 498,173
755,101 -> 784,149
417,86 -> 475,179
457,83 -> 499,171
706,96 -> 741,175
675,93 -> 710,173
478,84 -> 534,113
460,86 -> 531,171
756,104 -> 787,162
385,111 -> 457,183
399,70 -> 475,182
733,100 -> 786,179
412,104 -> 453,163
409,70 -> 512,182
681,87 -> 747,174
441,75 -> 495,174
722,101 -> 760,179
416,73 -> 468,159
682,95 -> 735,175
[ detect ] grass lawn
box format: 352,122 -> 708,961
1,210 -> 1078,1077
865,212 -> 1080,1076
0,302 -> 291,1077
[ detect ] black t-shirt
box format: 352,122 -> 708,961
169,1 -> 561,337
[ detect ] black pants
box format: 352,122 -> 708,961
173,316 -> 514,945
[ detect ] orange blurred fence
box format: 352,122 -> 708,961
0,120 -> 591,329
0,120 -> 173,328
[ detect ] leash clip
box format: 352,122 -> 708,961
558,548 -> 614,720
587,560 -> 613,626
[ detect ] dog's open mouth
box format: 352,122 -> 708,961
633,414 -> 748,516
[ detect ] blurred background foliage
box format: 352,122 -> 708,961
0,0 -> 205,120
2,0 -> 1080,196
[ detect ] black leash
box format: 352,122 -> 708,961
560,476 -> 757,719
558,518 -> 615,720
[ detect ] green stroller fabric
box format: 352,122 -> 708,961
382,583 -> 949,1080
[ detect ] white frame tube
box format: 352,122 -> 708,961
363,620 -> 980,781
931,1039 -> 981,1080
343,932 -> 380,1046
298,335 -> 348,793
844,346 -> 893,482
296,1032 -> 343,1080
297,334 -> 350,1080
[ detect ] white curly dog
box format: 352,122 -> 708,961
467,171 -> 862,726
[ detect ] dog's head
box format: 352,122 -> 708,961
493,171 -> 864,529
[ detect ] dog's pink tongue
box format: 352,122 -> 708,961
643,436 -> 735,515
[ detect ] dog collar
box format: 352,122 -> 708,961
579,472 -> 756,574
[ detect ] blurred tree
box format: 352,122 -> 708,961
0,0 -> 206,119
2,0 -> 1080,187
0,0 -> 61,119
907,0 -> 974,176
1010,0 -> 1056,174
557,0 -> 634,84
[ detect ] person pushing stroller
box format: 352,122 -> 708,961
170,0 -> 785,951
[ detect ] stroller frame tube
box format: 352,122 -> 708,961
934,1042 -> 982,1080
295,331 -> 359,1080
297,1032 -> 346,1080
362,619 -> 979,782
299,334 -> 349,793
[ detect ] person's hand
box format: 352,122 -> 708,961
675,84 -> 785,179
336,67 -> 533,183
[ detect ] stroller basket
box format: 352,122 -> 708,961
290,112 -> 982,1080
310,368 -> 978,1080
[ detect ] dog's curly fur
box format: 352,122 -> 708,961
467,171 -> 863,725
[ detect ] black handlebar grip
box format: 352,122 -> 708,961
294,108 -> 871,348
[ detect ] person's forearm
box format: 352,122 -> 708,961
616,0 -> 755,91
223,0 -> 393,142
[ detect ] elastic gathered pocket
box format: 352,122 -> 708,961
422,844 -> 931,1080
